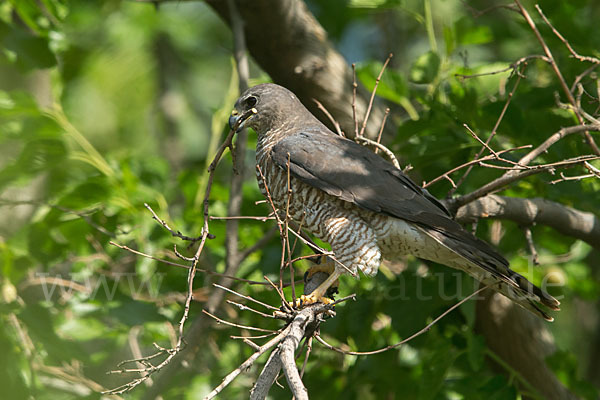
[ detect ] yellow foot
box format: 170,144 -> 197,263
289,293 -> 335,309
305,257 -> 335,278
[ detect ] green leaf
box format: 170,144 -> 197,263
356,62 -> 408,105
410,51 -> 440,84
0,21 -> 56,70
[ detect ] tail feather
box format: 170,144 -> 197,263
420,226 -> 560,321
512,272 -> 560,311
482,273 -> 558,322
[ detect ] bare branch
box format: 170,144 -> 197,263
359,53 -> 393,138
213,283 -> 280,311
316,285 -> 489,356
423,145 -> 532,188
249,348 -> 282,400
313,99 -> 343,137
455,194 -> 600,249
514,0 -> 600,155
450,71 -> 523,195
202,310 -> 277,333
534,5 -> 600,65
518,124 -> 600,166
522,226 -> 540,265
203,326 -> 291,400
280,312 -> 310,400
448,154 -> 600,211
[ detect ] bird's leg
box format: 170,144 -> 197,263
304,256 -> 336,281
290,259 -> 341,307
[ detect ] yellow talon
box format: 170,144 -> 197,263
289,293 -> 335,308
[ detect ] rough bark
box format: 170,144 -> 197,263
456,194 -> 600,249
205,0 -> 391,139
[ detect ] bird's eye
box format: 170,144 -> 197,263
245,96 -> 258,108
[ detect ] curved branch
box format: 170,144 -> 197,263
456,194 -> 600,248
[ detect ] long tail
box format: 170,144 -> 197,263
421,227 -> 560,321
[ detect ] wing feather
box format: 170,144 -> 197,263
271,131 -> 507,266
270,131 -> 560,314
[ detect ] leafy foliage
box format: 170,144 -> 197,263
0,0 -> 598,399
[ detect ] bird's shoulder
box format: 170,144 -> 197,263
271,129 -> 450,218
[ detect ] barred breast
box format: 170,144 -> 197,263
257,140 -> 379,275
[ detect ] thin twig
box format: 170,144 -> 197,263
448,155 -> 600,211
213,283 -> 279,311
144,203 -> 212,241
313,99 -> 343,137
535,5 -> 600,65
202,310 -> 276,333
449,70 -> 523,195
522,226 -> 540,265
315,285 -> 489,356
109,241 -> 268,285
423,145 -> 532,188
352,63 -> 359,138
455,55 -> 549,79
374,107 -> 390,153
359,53 -> 393,138
514,0 -> 600,155
355,136 -> 401,169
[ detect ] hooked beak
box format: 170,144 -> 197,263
229,108 -> 257,132
229,110 -> 242,131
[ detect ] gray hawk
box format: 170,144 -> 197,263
229,83 -> 560,321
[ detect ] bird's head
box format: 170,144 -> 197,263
229,83 -> 323,137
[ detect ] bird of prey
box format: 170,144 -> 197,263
229,83 -> 560,321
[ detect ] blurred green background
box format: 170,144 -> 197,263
1,0 -> 599,399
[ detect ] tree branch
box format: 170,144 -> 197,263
456,194 -> 600,249
205,0 -> 392,139
249,348 -> 282,400
279,313 -> 310,400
